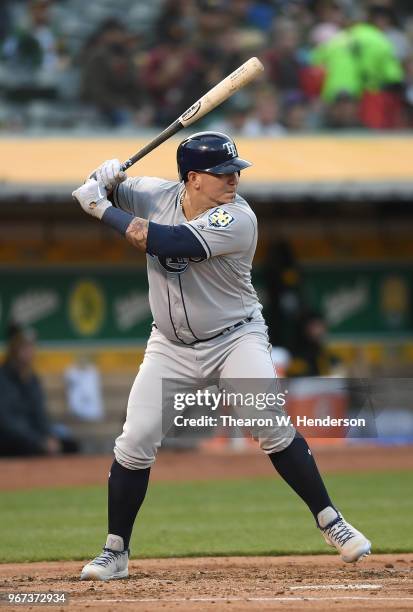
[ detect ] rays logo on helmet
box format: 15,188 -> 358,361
223,141 -> 237,157
208,208 -> 234,228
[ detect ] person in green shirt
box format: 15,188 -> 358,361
311,17 -> 403,104
311,29 -> 361,102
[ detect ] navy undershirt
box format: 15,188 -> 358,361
147,222 -> 206,258
101,207 -> 206,258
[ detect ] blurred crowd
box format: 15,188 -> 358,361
1,0 -> 413,132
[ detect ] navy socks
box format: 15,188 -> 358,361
108,459 -> 150,550
268,432 -> 333,521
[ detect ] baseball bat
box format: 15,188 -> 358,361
119,56 -> 264,171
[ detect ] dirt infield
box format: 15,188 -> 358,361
1,554 -> 413,611
1,444 -> 412,491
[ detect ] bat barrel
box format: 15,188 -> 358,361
179,57 -> 264,128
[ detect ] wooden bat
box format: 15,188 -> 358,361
119,56 -> 264,171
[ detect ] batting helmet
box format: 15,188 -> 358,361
177,132 -> 252,182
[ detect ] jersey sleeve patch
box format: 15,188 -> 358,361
207,208 -> 235,229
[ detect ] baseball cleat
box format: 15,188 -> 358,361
318,506 -> 371,563
80,534 -> 129,581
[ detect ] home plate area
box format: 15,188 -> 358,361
2,554 -> 412,611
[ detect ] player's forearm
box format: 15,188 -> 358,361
99,207 -> 148,251
125,217 -> 149,251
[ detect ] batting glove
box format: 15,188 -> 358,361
89,159 -> 127,192
72,179 -> 112,220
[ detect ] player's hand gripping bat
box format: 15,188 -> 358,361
102,57 -> 263,174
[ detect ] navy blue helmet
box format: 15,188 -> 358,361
177,132 -> 252,182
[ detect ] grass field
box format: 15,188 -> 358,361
1,471 -> 412,563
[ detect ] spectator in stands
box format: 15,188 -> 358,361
309,0 -> 346,47
0,323 -> 78,457
369,3 -> 412,61
264,240 -> 303,349
196,20 -> 265,118
193,26 -> 248,109
154,0 -> 195,45
225,0 -> 268,54
287,310 -> 342,377
264,18 -> 304,96
280,0 -> 314,27
311,28 -> 363,104
215,25 -> 255,74
206,92 -> 253,133
354,6 -> 405,128
241,87 -> 285,136
281,92 -> 312,131
193,0 -> 231,54
245,1 -> 277,34
141,18 -> 202,126
2,0 -> 66,74
312,7 -> 404,129
64,355 -> 104,422
80,19 -> 148,127
324,91 -> 362,129
228,0 -> 257,29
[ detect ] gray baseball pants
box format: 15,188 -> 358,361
115,322 -> 296,469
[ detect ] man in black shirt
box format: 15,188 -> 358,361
0,323 -> 61,457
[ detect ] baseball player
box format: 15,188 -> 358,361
72,132 -> 371,581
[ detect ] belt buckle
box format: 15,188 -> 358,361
225,319 -> 243,335
223,317 -> 251,337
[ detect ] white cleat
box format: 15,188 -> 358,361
318,507 -> 371,563
80,534 -> 129,581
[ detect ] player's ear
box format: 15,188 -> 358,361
187,171 -> 201,190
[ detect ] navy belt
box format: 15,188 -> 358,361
220,317 -> 253,336
152,317 -> 253,344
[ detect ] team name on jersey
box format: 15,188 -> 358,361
154,255 -> 206,274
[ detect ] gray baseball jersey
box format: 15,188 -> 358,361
111,176 -> 295,470
113,177 -> 264,344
